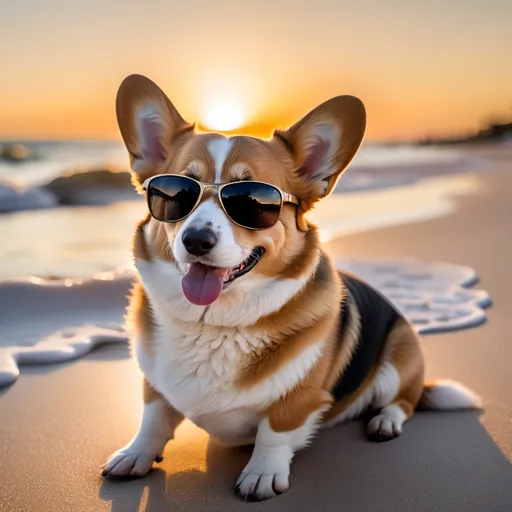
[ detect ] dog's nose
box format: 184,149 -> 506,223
182,228 -> 217,256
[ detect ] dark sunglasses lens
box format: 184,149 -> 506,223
147,176 -> 201,222
220,182 -> 282,229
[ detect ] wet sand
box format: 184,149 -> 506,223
1,171 -> 511,511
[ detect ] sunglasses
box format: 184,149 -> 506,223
141,174 -> 300,230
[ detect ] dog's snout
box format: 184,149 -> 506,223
182,228 -> 217,256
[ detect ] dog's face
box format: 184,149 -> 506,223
117,75 -> 365,308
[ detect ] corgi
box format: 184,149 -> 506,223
101,74 -> 482,501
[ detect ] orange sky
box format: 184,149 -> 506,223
1,1 -> 511,141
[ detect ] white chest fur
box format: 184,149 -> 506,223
134,258 -> 323,445
135,318 -> 324,445
137,320 -> 268,415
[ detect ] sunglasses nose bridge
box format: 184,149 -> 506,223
201,183 -> 220,201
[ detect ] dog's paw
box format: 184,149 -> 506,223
367,414 -> 402,442
101,444 -> 163,480
367,404 -> 407,442
235,454 -> 290,501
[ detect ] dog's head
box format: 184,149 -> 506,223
117,74 -> 365,312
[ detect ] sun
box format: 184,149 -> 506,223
202,96 -> 245,132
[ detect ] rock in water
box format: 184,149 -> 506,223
43,168 -> 138,205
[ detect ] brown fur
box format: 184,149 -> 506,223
126,279 -> 156,357
116,74 -> 194,189
384,318 -> 425,417
133,213 -> 176,264
133,215 -> 152,262
236,309 -> 337,390
267,379 -> 333,432
152,221 -> 176,263
322,293 -> 361,392
274,95 -> 366,211
250,251 -> 339,336
235,253 -> 343,431
255,220 -> 321,280
263,288 -> 343,432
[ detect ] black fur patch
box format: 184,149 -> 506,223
331,271 -> 401,402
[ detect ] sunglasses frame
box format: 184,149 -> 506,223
141,173 -> 300,231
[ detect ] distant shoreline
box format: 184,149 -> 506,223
412,120 -> 512,146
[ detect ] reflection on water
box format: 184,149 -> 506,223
0,199 -> 146,279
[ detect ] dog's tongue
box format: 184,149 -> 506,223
181,263 -> 230,306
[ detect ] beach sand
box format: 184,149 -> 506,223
1,171 -> 511,512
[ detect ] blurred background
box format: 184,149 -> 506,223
1,0 -> 511,280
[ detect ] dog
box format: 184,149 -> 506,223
101,74 -> 481,501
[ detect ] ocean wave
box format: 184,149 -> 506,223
0,181 -> 58,213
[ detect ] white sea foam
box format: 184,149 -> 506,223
0,259 -> 491,388
0,326 -> 128,387
0,182 -> 58,212
336,258 -> 492,334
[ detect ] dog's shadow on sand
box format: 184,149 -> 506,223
98,410 -> 512,512
99,439 -> 252,512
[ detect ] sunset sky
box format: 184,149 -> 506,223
1,0 -> 511,141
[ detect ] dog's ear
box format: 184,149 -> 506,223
275,96 -> 366,209
116,74 -> 192,188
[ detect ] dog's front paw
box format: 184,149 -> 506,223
235,453 -> 290,501
101,442 -> 164,480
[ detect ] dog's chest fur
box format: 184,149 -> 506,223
136,320 -> 271,445
134,258 -> 325,445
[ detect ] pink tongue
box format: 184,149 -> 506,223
181,263 -> 229,306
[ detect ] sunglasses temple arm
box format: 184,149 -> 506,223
283,193 -> 300,206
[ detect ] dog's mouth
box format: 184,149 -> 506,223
181,247 -> 265,306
